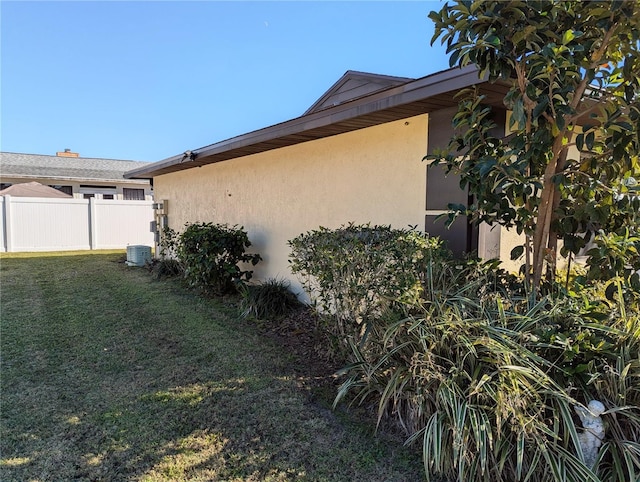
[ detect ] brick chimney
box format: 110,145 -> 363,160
56,149 -> 79,157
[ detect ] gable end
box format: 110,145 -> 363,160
304,71 -> 414,115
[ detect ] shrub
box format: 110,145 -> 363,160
146,227 -> 185,279
583,229 -> 640,304
158,226 -> 181,259
178,222 -> 261,295
148,258 -> 184,280
288,222 -> 640,480
288,223 -> 449,345
239,278 -> 303,320
334,268 -> 640,482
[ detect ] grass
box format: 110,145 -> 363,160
0,252 -> 422,481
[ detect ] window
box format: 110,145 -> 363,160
79,184 -> 116,199
425,163 -> 477,256
123,188 -> 145,200
50,185 -> 72,196
0,183 -> 12,190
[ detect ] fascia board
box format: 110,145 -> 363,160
125,65 -> 487,179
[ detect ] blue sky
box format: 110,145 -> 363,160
1,1 -> 450,162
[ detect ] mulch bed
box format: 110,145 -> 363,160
255,307 -> 343,389
254,307 -> 414,443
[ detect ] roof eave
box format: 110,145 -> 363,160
126,65 -> 507,180
1,173 -> 150,184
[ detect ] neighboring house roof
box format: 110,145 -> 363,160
1,152 -> 151,184
0,181 -> 73,198
125,65 -> 512,180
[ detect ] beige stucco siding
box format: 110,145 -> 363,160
497,138 -> 583,274
154,115 -> 428,292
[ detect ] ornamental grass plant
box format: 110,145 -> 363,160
335,268 -> 640,482
239,278 -> 303,321
289,224 -> 640,482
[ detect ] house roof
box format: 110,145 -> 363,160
0,181 -> 73,198
125,65 -> 512,180
303,71 -> 415,115
1,152 -> 151,184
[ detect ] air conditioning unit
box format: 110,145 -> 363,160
126,245 -> 152,267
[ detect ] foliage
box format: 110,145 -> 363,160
583,229 -> 640,300
288,223 -> 448,344
428,0 -> 640,292
148,257 -> 185,280
334,264 -> 640,482
158,226 -> 181,259
239,278 -> 303,320
147,226 -> 185,279
177,222 -> 261,295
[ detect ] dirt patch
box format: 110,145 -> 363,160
257,307 -> 420,445
255,308 -> 343,385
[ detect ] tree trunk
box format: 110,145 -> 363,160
532,166 -> 557,290
532,137 -> 570,291
546,146 -> 571,283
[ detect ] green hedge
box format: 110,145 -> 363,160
177,222 -> 261,295
288,223 -> 449,344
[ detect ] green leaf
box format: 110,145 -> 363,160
532,96 -> 549,118
486,34 -> 501,47
510,245 -> 525,260
562,29 -> 575,45
585,131 -> 595,150
510,97 -> 525,129
605,281 -> 618,301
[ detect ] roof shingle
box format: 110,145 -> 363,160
0,152 -> 151,183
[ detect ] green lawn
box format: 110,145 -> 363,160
0,252 -> 423,481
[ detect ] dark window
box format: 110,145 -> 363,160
425,163 -> 478,256
83,193 -> 95,199
50,185 -> 72,196
123,188 -> 145,200
0,183 -> 12,190
103,194 -> 114,200
80,184 -> 117,189
426,164 -> 469,211
424,107 -> 506,257
425,215 -> 478,257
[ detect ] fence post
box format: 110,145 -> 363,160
3,195 -> 13,252
89,197 -> 97,250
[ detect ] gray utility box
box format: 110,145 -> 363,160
126,245 -> 152,267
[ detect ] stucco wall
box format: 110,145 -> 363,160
497,139 -> 583,274
154,115 -> 429,294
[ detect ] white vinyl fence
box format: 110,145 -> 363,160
0,196 -> 155,252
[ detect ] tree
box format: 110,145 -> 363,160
428,0 -> 640,293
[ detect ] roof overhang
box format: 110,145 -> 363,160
125,65 -> 512,180
1,173 -> 150,184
